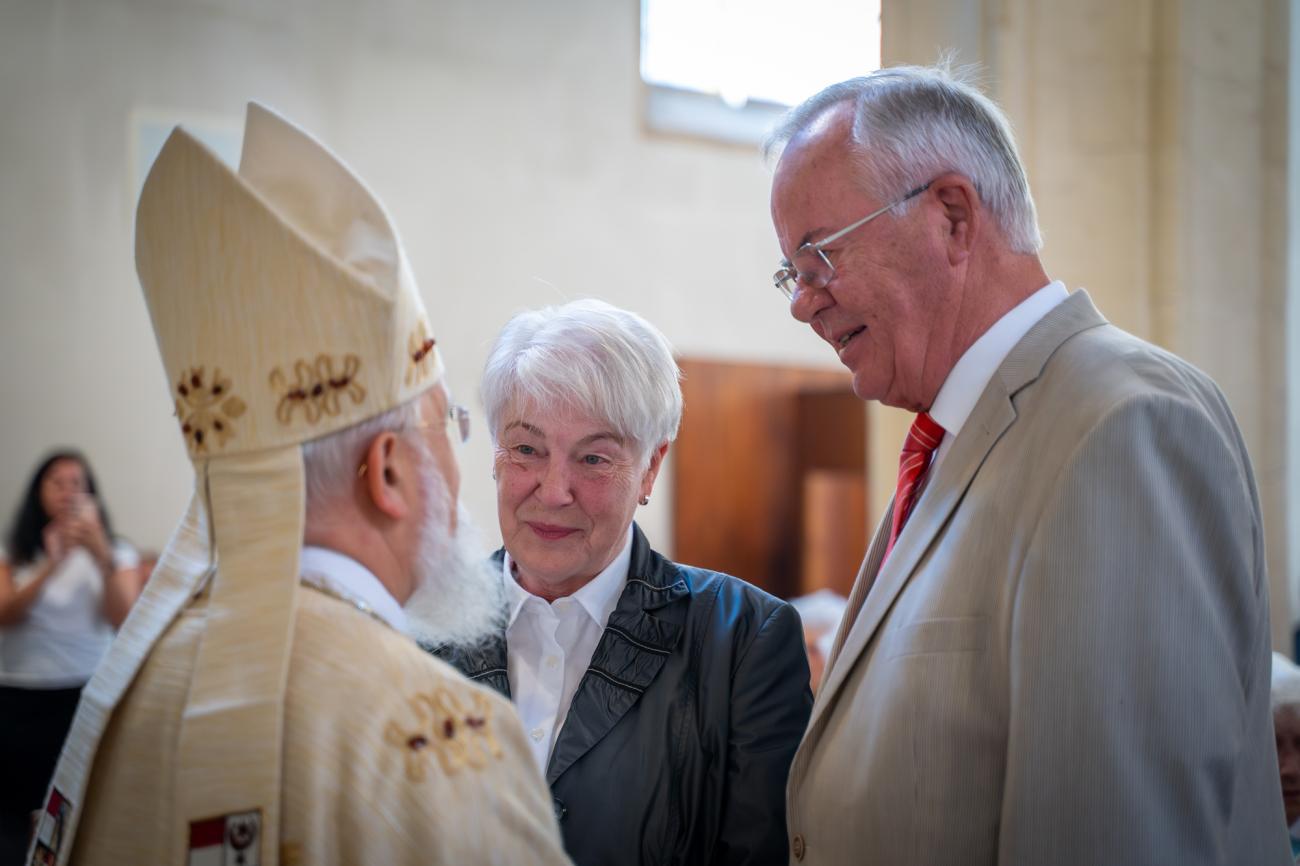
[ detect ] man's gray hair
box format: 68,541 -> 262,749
482,299 -> 683,460
765,64 -> 1042,254
1273,652 -> 1300,712
302,397 -> 423,517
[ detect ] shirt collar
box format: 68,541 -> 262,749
299,545 -> 407,632
502,524 -> 633,630
929,280 -> 1069,438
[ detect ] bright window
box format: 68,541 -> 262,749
640,0 -> 881,144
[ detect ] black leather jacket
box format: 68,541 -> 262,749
430,525 -> 812,866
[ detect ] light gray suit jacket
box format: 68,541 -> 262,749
785,291 -> 1291,865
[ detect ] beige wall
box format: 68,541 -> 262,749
879,0 -> 1294,647
0,0 -> 841,556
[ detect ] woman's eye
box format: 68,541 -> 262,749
515,444 -> 537,456
581,454 -> 606,466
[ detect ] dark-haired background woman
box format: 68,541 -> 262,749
0,451 -> 143,864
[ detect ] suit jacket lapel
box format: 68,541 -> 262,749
807,291 -> 1108,735
546,525 -> 689,785
822,504 -> 893,676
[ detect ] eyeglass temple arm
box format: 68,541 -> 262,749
812,181 -> 934,251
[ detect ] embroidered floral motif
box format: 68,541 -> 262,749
385,687 -> 502,781
270,354 -> 365,425
175,367 -> 247,453
406,321 -> 437,386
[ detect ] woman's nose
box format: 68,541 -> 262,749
535,460 -> 574,507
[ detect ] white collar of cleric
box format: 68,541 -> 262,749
299,545 -> 408,632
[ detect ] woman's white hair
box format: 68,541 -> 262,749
765,63 -> 1042,255
301,397 -> 423,517
482,299 -> 682,460
1273,652 -> 1300,712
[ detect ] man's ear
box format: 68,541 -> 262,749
362,431 -> 410,520
930,173 -> 977,265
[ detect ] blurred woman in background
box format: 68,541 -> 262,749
0,451 -> 142,863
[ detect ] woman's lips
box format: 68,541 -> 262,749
527,522 -> 578,540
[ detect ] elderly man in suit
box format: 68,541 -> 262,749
766,64 -> 1290,865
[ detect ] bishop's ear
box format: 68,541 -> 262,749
361,431 -> 411,520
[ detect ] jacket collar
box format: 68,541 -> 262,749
545,523 -> 689,784
810,290 -> 1108,738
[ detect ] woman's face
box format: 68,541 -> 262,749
494,403 -> 665,598
39,458 -> 89,519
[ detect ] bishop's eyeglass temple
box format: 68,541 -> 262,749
356,402 -> 472,477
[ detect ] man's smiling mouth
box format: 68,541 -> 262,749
837,326 -> 866,350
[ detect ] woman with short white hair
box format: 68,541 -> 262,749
431,298 -> 812,866
1273,652 -> 1300,862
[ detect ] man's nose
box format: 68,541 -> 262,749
790,277 -> 831,324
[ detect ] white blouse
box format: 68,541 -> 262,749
0,541 -> 138,688
502,526 -> 632,774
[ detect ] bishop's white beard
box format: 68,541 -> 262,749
402,460 -> 505,651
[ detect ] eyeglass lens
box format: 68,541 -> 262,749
775,248 -> 832,299
450,404 -> 470,443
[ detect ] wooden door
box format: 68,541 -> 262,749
672,358 -> 867,599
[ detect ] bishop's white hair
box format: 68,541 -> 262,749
301,397 -> 423,519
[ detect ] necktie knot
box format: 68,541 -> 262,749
901,411 -> 945,459
884,412 -> 946,564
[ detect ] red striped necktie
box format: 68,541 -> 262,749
884,411 -> 946,562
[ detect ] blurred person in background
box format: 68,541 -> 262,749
432,299 -> 812,866
0,450 -> 141,865
1273,652 -> 1300,861
789,589 -> 846,695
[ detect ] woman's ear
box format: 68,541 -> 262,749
640,442 -> 670,500
361,431 -> 410,520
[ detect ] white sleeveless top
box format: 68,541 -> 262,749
0,541 -> 138,688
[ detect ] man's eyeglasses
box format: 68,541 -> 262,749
773,181 -> 933,300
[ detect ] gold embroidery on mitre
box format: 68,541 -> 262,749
384,687 -> 502,781
270,354 -> 366,425
406,322 -> 437,386
174,367 -> 247,453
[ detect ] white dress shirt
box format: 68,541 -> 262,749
928,280 -> 1070,472
299,545 -> 407,632
502,525 -> 632,774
